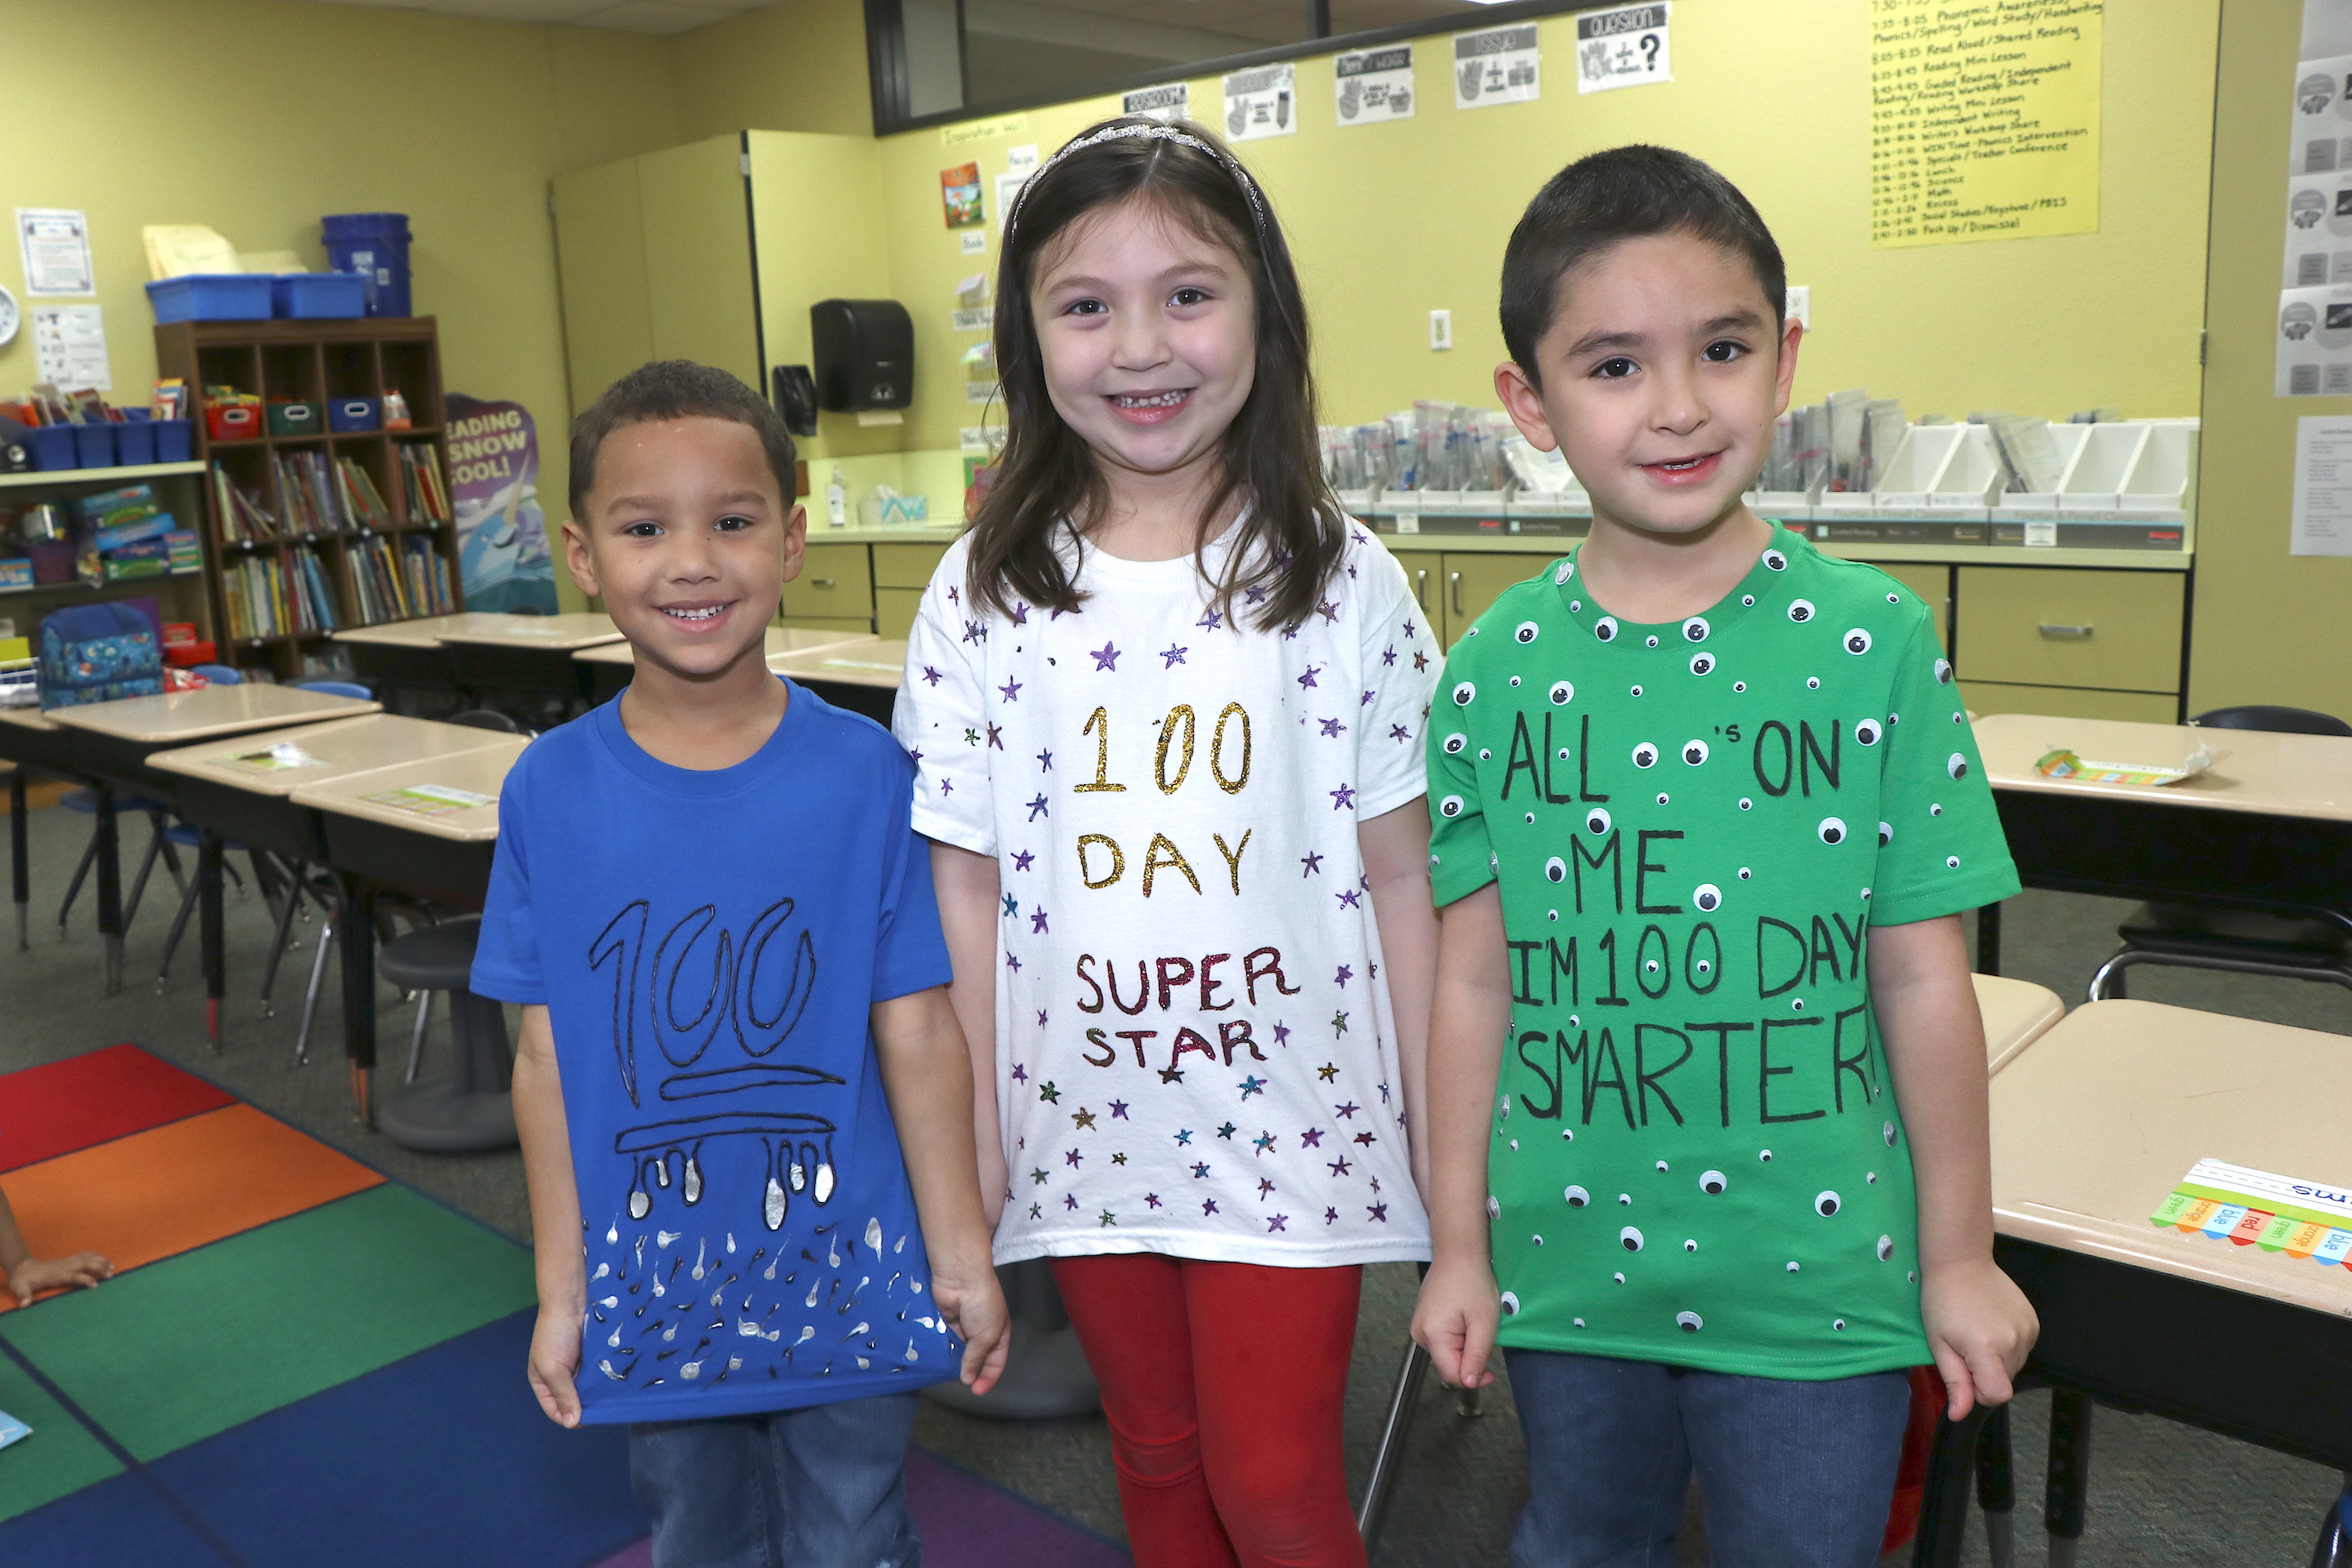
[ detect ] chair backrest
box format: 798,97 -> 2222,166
190,663 -> 243,685
447,708 -> 520,733
294,679 -> 373,701
2191,705 -> 2352,737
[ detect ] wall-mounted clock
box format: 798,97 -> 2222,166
0,283 -> 17,347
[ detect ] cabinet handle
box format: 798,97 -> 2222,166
810,577 -> 836,589
1413,568 -> 1428,609
1450,570 -> 1463,616
2037,622 -> 2092,639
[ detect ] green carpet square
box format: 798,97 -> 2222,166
0,1349 -> 125,1523
2,1184 -> 535,1463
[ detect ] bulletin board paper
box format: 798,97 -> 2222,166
1335,46 -> 1414,125
30,304 -> 109,390
2291,416 -> 2352,554
2287,55 -> 2352,176
1574,3 -> 1671,94
1122,82 -> 1188,122
1223,63 -> 1296,142
16,208 -> 93,297
1868,0 -> 2102,249
1453,24 -> 1539,110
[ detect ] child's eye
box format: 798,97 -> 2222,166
621,521 -> 662,538
1169,287 -> 1210,308
1063,297 -> 1107,317
1702,340 -> 1746,363
1592,357 -> 1637,380
715,514 -> 754,532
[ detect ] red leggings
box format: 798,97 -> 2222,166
1050,1254 -> 1367,1568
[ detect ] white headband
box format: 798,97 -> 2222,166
1005,121 -> 1267,242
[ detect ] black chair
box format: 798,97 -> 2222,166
373,915 -> 518,1152
2087,705 -> 2352,1002
447,709 -> 520,733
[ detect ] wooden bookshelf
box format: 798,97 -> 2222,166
154,318 -> 463,680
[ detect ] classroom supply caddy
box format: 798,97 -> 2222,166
156,316 -> 462,680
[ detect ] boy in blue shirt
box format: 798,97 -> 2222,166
1411,149 -> 2038,1566
473,360 -> 1007,1568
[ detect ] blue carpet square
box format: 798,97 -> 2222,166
0,1469 -> 232,1567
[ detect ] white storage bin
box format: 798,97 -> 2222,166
1923,424 -> 2002,515
2117,421 -> 2197,522
1996,421 -> 2091,512
1865,425 -> 1963,511
2056,423 -> 2149,512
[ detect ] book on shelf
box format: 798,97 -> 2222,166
272,450 -> 356,535
336,457 -> 394,531
349,533 -> 457,624
210,463 -> 279,542
220,550 -> 343,641
399,443 -> 452,525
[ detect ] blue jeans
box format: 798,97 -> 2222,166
1504,1350 -> 1911,1568
628,1391 -> 924,1568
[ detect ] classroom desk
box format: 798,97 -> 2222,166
767,638 -> 907,726
331,612 -> 501,705
45,685 -> 381,994
292,742 -> 523,1143
432,612 -> 621,710
572,626 -> 879,706
1971,714 -> 2352,975
1969,973 -> 2066,1074
0,707 -> 82,954
147,714 -> 519,1085
1911,1000 -> 2352,1568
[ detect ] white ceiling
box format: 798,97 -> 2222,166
305,0 -> 785,37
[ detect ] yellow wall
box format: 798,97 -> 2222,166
0,0 -> 682,612
673,0 -> 875,141
866,2 -> 2219,455
2187,0 -> 2352,717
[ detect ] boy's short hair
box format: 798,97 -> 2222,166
567,360 -> 798,519
1499,145 -> 1785,386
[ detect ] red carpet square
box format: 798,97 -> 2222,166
0,1045 -> 234,1172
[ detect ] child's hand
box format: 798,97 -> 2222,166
1920,1255 -> 2037,1419
931,1254 -> 1010,1396
7,1250 -> 113,1307
527,1303 -> 585,1428
1411,1254 -> 1502,1391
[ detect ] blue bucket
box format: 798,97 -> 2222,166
322,212 -> 412,318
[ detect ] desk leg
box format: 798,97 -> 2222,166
1976,902 -> 2002,976
336,872 -> 376,1127
95,782 -> 122,996
2310,1477 -> 2350,1568
198,830 -> 225,1050
1976,1402 -> 2016,1568
1909,1405 -> 1988,1568
2043,1388 -> 2094,1568
10,768 -> 26,952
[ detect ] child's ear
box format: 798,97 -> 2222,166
778,502 -> 808,585
1771,314 -> 1805,418
560,517 -> 603,599
1494,362 -> 1560,452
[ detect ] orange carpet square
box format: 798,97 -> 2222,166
0,1103 -> 382,1312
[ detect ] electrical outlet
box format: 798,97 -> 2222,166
1430,309 -> 1453,351
1786,285 -> 1811,330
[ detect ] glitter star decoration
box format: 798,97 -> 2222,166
1237,1076 -> 1266,1099
1090,641 -> 1120,671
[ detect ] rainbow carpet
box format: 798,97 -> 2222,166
0,1046 -> 1127,1568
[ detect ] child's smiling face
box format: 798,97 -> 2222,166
1029,194 -> 1257,503
563,416 -> 804,681
1498,230 -> 1802,541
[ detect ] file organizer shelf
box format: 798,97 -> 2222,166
155,318 -> 463,679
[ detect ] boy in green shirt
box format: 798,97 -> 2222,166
1411,146 -> 2038,1566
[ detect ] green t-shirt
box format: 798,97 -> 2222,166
1427,527 -> 2020,1379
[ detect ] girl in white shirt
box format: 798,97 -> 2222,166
895,116 -> 1436,1568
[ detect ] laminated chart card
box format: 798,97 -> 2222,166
2151,1158 -> 2352,1267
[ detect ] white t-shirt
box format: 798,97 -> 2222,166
894,521 -> 1437,1267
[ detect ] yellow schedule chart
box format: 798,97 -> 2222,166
2150,1158 -> 2352,1269
1869,0 -> 2103,248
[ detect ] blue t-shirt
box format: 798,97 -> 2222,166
472,681 -> 961,1423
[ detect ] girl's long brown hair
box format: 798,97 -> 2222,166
965,117 -> 1344,632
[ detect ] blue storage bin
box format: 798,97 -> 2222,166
323,212 -> 412,318
151,420 -> 192,463
145,274 -> 275,324
273,273 -> 367,319
27,426 -> 77,470
114,420 -> 156,466
72,425 -> 114,467
327,396 -> 380,432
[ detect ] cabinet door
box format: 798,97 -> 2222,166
550,159 -> 655,416
1873,563 -> 1950,648
637,136 -> 762,393
1960,680 -> 2179,724
1441,554 -> 1544,648
1392,550 -> 1443,632
1955,567 -> 2182,693
873,542 -> 951,590
875,586 -> 924,639
782,543 -> 873,627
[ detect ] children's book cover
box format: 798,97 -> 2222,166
941,163 -> 984,229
